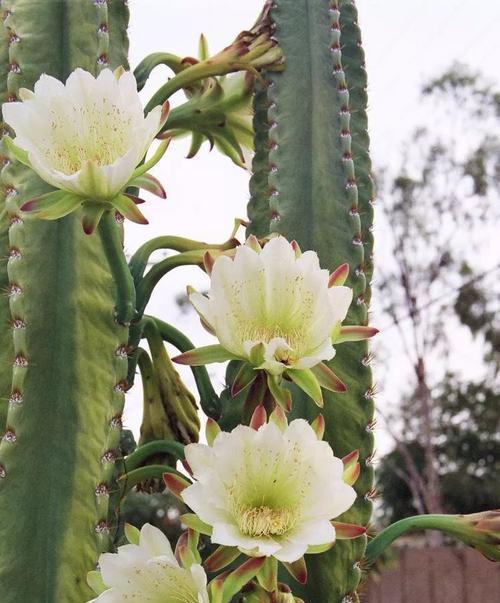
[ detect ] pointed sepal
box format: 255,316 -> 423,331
334,325 -> 379,344
287,368 -> 323,407
269,405 -> 288,431
205,417 -> 221,446
267,373 -> 292,411
128,173 -> 166,198
231,362 -> 258,397
329,263 -> 349,287
163,471 -> 192,500
311,414 -> 325,440
111,194 -> 148,225
342,449 -> 361,486
250,404 -> 267,430
175,529 -> 201,567
331,521 -> 366,539
172,344 -> 238,366
222,557 -> 267,603
3,135 -> 31,167
81,203 -> 106,235
124,523 -> 140,545
306,541 -> 336,555
256,557 -> 278,592
21,190 -> 82,220
180,513 -> 213,536
282,556 -> 307,584
204,545 -> 241,573
311,362 -> 347,393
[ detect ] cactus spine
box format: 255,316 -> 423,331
248,1 -> 374,600
0,2 -> 129,602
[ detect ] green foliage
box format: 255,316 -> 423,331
246,1 -> 374,600
0,2 -> 130,601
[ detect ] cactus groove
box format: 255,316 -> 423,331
247,1 -> 375,600
0,1 -> 130,602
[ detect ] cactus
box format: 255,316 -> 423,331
0,1 -> 130,601
247,1 -> 374,600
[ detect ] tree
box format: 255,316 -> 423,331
375,64 -> 500,526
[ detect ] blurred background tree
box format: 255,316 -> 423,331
375,64 -> 500,527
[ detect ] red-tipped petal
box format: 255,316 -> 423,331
311,414 -> 325,440
334,325 -> 379,344
331,521 -> 366,539
129,173 -> 167,199
223,557 -> 267,601
342,449 -> 361,485
245,234 -> 262,253
329,263 -> 350,287
158,100 -> 170,131
250,404 -> 267,430
125,193 -> 147,205
231,362 -> 258,397
173,344 -> 237,366
342,449 -> 360,467
163,471 -> 191,500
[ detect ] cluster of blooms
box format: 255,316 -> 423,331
3,68 -> 374,602
89,407 -> 365,602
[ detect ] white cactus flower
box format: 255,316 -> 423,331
182,419 -> 357,563
173,236 -> 377,407
88,523 -> 209,603
2,68 -> 169,233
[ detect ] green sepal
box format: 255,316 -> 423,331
180,513 -> 214,536
306,542 -> 335,555
222,557 -> 267,603
231,362 -> 258,397
267,373 -> 292,411
311,362 -> 347,393
81,202 -> 106,235
204,545 -> 242,573
21,190 -> 82,220
128,173 -> 166,199
173,344 -> 238,366
86,570 -> 107,595
286,369 -> 323,407
111,194 -> 148,225
282,557 -> 308,584
206,417 -> 222,445
131,139 -> 170,180
3,136 -> 30,167
256,556 -> 278,592
333,325 -> 379,344
124,523 -> 141,545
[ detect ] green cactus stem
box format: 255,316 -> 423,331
0,1 -> 130,601
246,1 -> 375,601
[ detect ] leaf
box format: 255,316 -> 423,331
173,344 -> 238,366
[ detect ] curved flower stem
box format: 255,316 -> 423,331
129,235 -> 238,284
124,440 -> 185,472
118,464 -> 184,496
134,52 -> 187,92
135,250 -> 205,316
98,211 -> 136,325
365,514 -> 471,563
151,316 -> 221,419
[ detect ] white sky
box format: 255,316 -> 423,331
123,1 -> 500,453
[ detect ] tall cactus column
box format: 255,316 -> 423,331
248,1 -> 375,601
0,2 -> 130,602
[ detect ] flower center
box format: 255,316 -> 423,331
237,505 -> 298,537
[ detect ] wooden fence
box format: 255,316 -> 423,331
363,547 -> 500,603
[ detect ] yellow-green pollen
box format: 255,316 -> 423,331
237,505 -> 298,538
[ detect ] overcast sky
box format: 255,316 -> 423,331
122,1 -> 500,451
